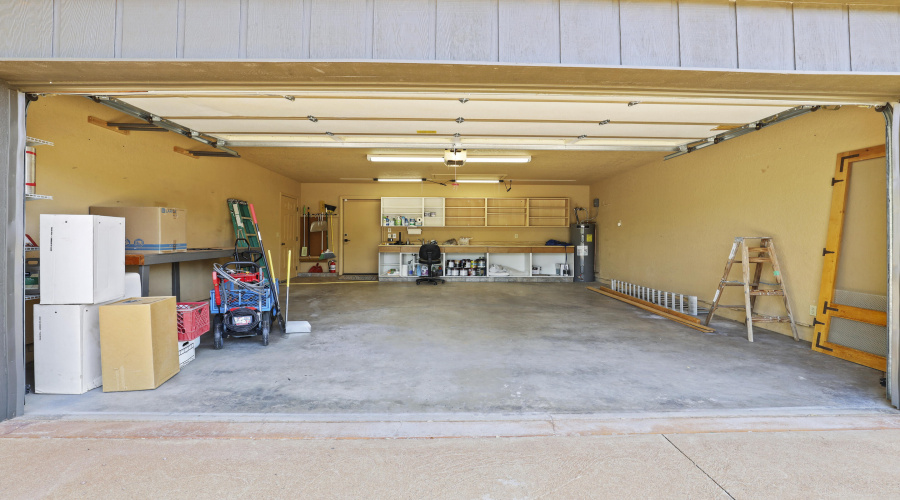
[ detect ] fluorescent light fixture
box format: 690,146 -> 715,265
467,156 -> 530,163
367,155 -> 530,163
373,178 -> 426,182
368,155 -> 443,163
451,179 -> 502,184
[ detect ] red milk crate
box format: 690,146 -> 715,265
176,301 -> 210,341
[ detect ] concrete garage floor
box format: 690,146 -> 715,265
24,281 -> 889,417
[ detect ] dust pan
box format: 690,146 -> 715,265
284,250 -> 311,334
309,212 -> 327,232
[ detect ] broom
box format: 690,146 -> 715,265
319,212 -> 335,260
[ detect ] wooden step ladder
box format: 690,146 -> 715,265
704,237 -> 799,342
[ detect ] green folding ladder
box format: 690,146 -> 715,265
226,198 -> 272,283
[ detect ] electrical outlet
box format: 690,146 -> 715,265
809,305 -> 816,316
514,234 -> 518,238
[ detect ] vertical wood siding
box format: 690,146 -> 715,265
436,0 -> 498,62
736,0 -> 794,70
121,0 -> 179,59
793,3 -> 850,71
498,0 -> 560,64
620,0 -> 680,67
0,0 -> 897,74
56,0 -> 117,58
182,0 -> 243,59
373,0 -> 435,60
309,0 -> 373,59
559,0 -> 620,66
678,0 -> 736,69
246,0 -> 308,59
849,5 -> 900,72
0,0 -> 53,58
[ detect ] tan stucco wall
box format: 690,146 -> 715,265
590,106 -> 886,341
25,96 -> 302,301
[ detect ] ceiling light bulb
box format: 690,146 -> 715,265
451,179 -> 502,184
373,178 -> 426,182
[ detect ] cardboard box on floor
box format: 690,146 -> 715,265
99,297 -> 180,392
90,206 -> 187,253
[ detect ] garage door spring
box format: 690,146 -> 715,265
224,307 -> 260,333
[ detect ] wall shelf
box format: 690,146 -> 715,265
26,137 -> 54,147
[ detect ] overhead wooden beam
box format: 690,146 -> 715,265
87,116 -> 129,135
173,146 -> 198,159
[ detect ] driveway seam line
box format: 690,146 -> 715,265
662,434 -> 734,499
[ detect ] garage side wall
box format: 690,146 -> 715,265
0,0 -> 898,72
25,96 -> 302,301
590,106 -> 885,341
0,85 -> 25,419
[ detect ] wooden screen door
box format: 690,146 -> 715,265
280,194 -> 300,278
340,199 -> 381,274
812,145 -> 888,370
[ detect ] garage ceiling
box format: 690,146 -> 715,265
100,91 -> 806,183
7,60 -> 891,184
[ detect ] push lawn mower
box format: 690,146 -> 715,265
209,243 -> 279,349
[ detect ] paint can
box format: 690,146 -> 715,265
25,146 -> 36,194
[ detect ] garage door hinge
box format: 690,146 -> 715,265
831,178 -> 844,186
822,301 -> 839,314
813,317 -> 825,327
822,248 -> 835,256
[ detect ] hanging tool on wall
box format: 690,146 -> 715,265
317,203 -> 337,261
301,206 -> 308,257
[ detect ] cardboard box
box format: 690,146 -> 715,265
33,302 -> 118,394
90,206 -> 187,253
40,215 -> 125,305
99,297 -> 180,392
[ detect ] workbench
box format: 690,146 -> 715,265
125,248 -> 235,301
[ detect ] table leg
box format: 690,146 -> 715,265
139,265 -> 150,297
172,262 -> 181,302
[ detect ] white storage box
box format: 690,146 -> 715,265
33,301 -> 117,394
40,215 -> 125,305
178,338 -> 200,368
124,272 -> 142,298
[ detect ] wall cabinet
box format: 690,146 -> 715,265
382,197 -> 569,228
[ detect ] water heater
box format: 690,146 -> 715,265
570,222 -> 596,282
